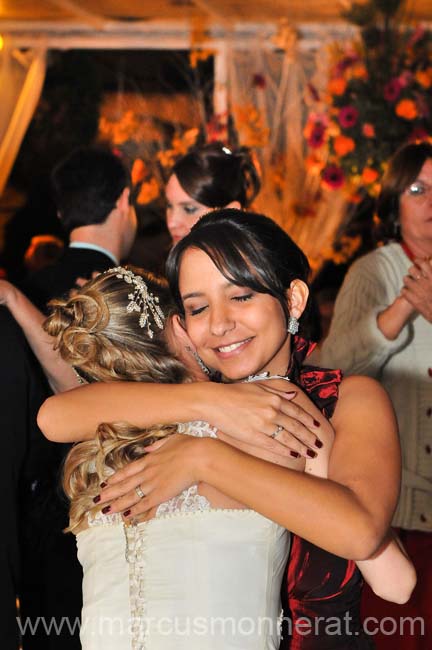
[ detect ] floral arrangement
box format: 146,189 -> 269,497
304,0 -> 432,201
99,110 -> 202,208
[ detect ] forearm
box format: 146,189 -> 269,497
356,532 -> 416,604
320,305 -> 409,376
38,381 -> 213,441
7,286 -> 78,392
318,262 -> 411,376
197,438 -> 387,559
376,296 -> 414,341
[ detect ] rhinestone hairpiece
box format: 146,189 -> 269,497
108,267 -> 165,338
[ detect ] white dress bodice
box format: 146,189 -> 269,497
76,422 -> 290,650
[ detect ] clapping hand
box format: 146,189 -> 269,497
402,257 -> 432,322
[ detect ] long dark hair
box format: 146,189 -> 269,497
166,208 -> 312,337
171,142 -> 261,209
376,142 -> 432,242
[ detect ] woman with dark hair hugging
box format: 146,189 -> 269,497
38,210 -> 415,649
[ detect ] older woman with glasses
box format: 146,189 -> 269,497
317,141 -> 432,650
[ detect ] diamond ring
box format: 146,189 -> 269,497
271,425 -> 284,439
135,485 -> 145,499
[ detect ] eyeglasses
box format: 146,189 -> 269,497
405,180 -> 432,200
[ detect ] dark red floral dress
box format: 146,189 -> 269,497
281,338 -> 374,649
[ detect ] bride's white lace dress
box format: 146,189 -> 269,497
76,421 -> 290,649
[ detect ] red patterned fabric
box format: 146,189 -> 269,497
289,337 -> 342,420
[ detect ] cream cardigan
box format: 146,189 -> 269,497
315,242 -> 432,531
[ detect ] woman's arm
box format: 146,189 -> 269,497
38,379 -> 323,457
94,375 -> 400,561
356,530 -> 416,604
318,256 -> 412,376
0,280 -> 79,392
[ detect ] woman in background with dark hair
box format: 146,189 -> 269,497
317,141 -> 432,650
165,142 -> 260,243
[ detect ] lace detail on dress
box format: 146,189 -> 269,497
155,484 -> 211,517
155,420 -> 217,517
176,420 -> 217,438
87,509 -> 123,527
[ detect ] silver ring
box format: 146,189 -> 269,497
135,485 -> 145,499
271,425 -> 284,439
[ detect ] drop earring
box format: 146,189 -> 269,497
287,315 -> 299,335
186,346 -> 211,376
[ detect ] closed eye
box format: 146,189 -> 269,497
187,304 -> 207,316
183,205 -> 199,215
232,293 -> 253,303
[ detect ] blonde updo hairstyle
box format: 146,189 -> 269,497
43,267 -> 189,532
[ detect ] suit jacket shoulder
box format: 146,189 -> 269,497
22,247 -> 113,309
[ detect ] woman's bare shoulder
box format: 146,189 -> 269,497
332,374 -> 397,435
338,374 -> 391,402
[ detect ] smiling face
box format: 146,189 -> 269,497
179,247 -> 296,381
399,158 -> 432,256
165,174 -> 212,244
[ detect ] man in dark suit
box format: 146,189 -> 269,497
0,308 -> 47,650
19,146 -> 137,650
24,146 -> 137,309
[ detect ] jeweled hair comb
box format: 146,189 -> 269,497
108,267 -> 165,338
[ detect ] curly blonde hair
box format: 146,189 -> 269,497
43,267 -> 189,532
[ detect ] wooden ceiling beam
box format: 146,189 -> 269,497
46,0 -> 108,29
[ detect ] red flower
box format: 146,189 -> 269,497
383,78 -> 402,102
322,165 -> 345,189
308,123 -> 326,149
252,73 -> 266,89
338,106 -> 359,129
398,71 -> 413,89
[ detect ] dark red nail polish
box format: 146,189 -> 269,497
100,481 -> 108,488
315,439 -> 323,449
313,419 -> 320,427
93,495 -> 101,504
307,449 -> 317,458
290,451 -> 300,458
101,505 -> 111,514
123,509 -> 131,517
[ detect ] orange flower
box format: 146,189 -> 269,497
415,69 -> 432,89
136,178 -> 160,205
305,154 -> 325,174
333,135 -> 355,156
362,123 -> 375,138
328,77 -> 347,96
362,167 -> 379,184
351,63 -> 368,80
131,159 -> 148,185
395,99 -> 418,120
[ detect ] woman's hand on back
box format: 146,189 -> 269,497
95,434 -> 212,518
203,380 -> 324,458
